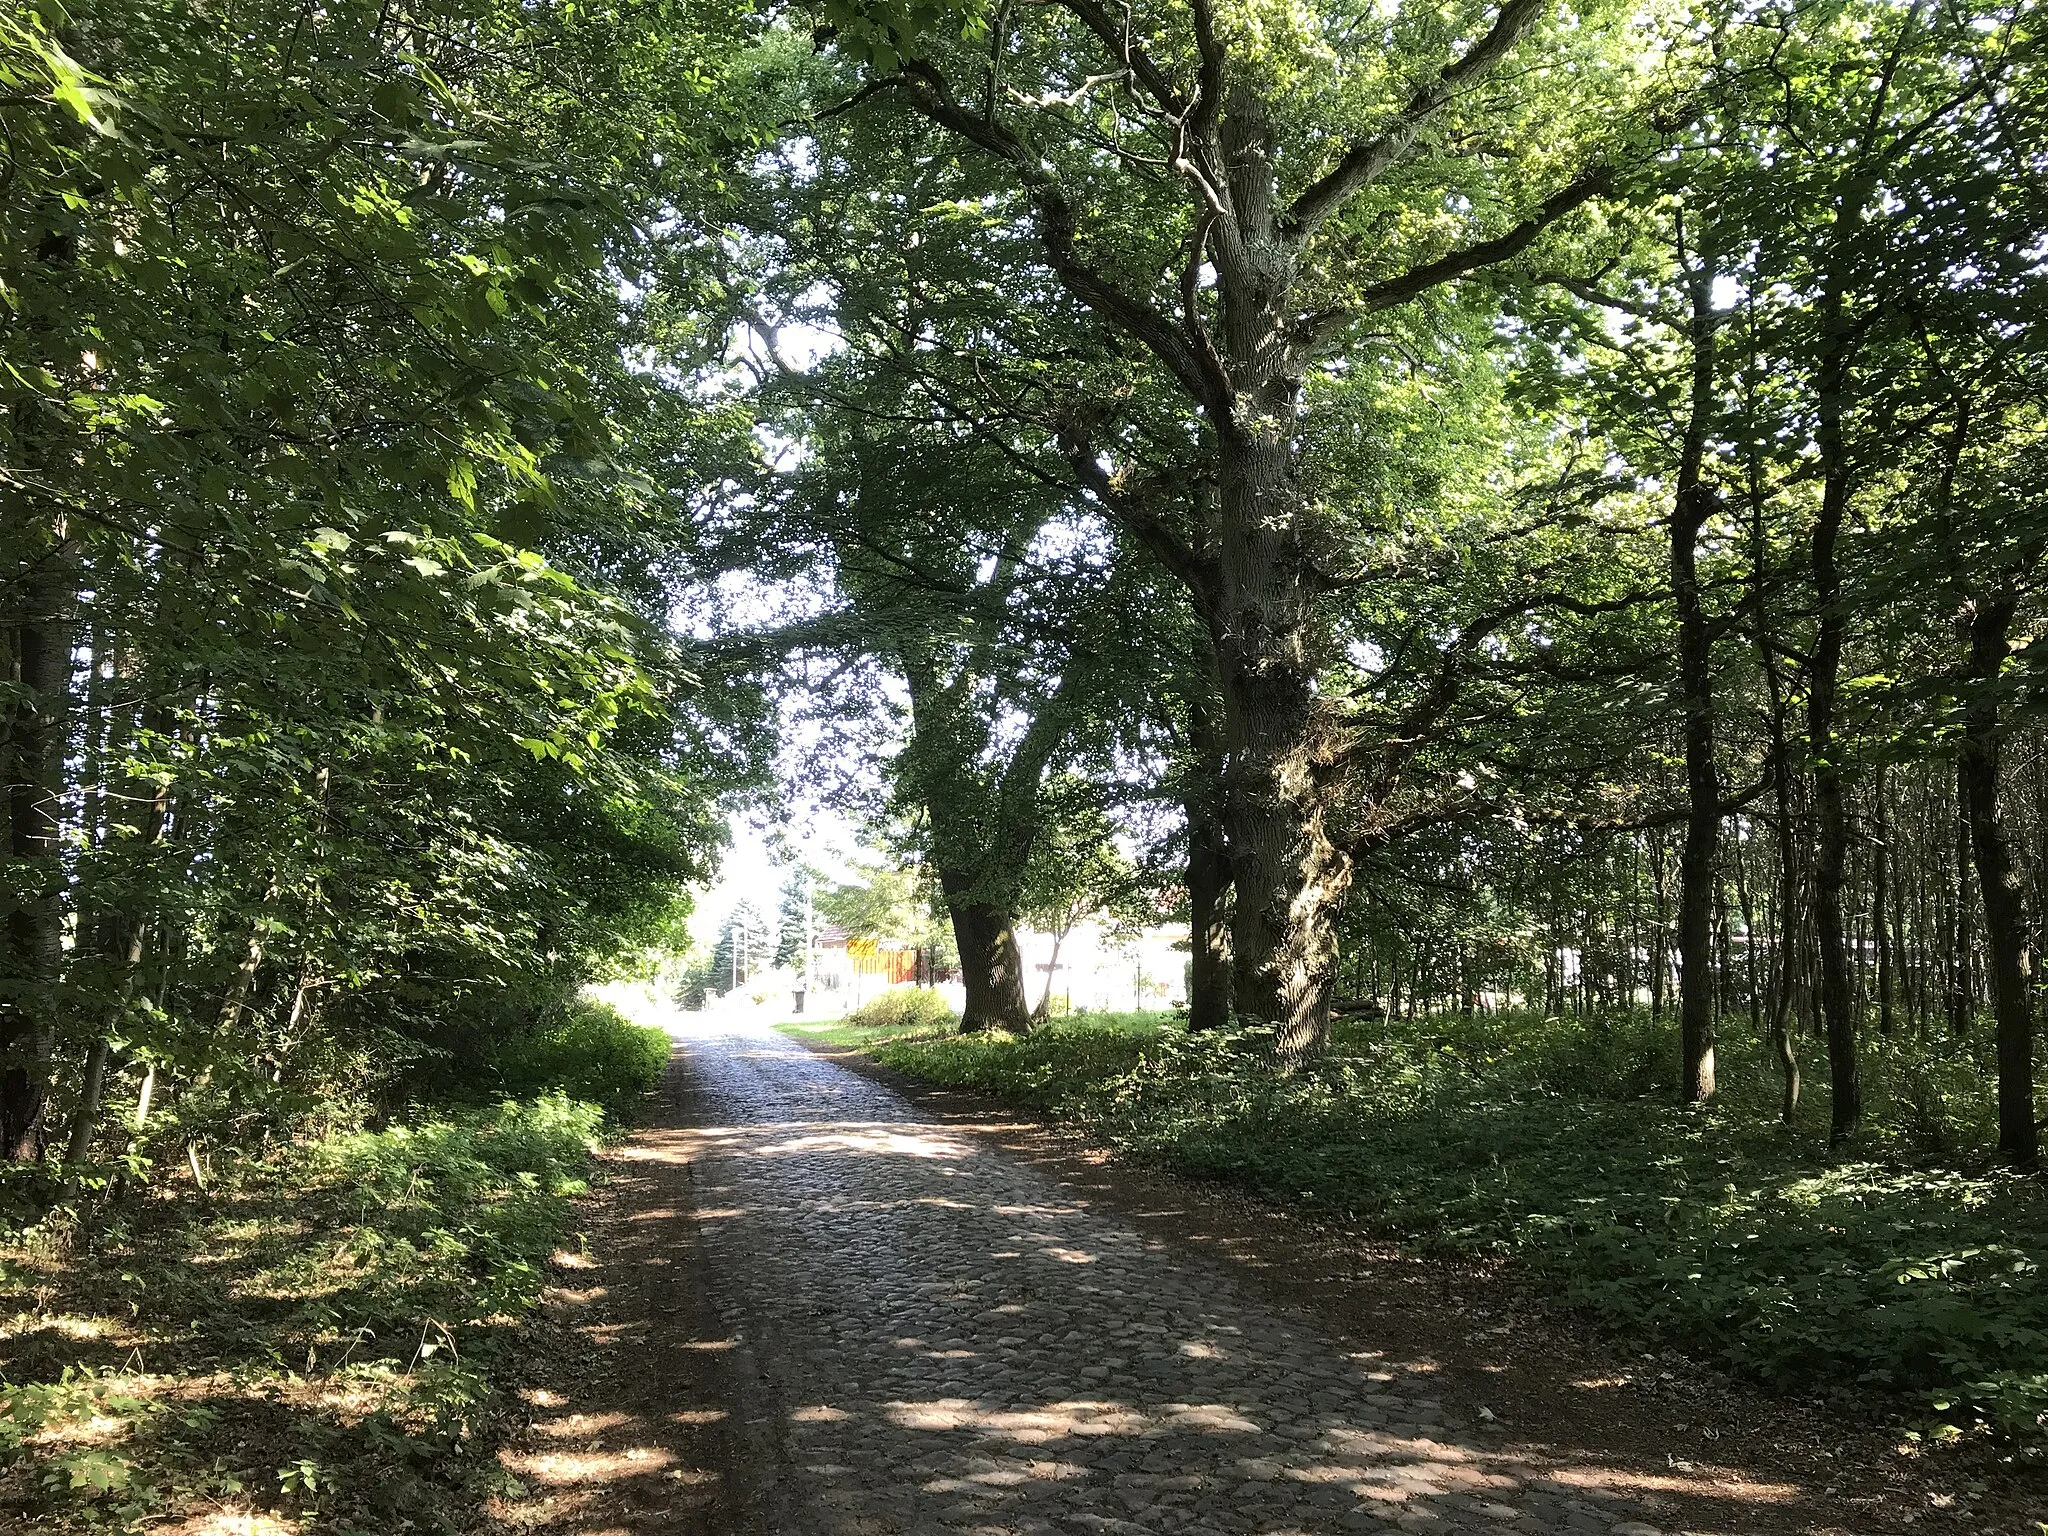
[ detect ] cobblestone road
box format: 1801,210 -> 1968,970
670,1016 -> 1701,1536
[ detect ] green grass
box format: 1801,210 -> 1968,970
836,1006 -> 2048,1453
776,1007 -> 1170,1095
0,1095 -> 605,1533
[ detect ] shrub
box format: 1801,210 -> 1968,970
844,986 -> 959,1034
876,1012 -> 1165,1108
486,999 -> 670,1119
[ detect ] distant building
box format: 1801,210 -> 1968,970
1015,921 -> 1186,1014
797,919 -> 1185,1017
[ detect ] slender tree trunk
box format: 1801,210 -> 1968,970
1649,831 -> 1670,1021
2,514 -> 75,1162
1951,763 -> 1974,1035
1669,240 -> 1724,1103
62,1038 -> 109,1169
1034,920 -> 1069,1021
1809,386 -> 1860,1143
1873,765 -> 1896,1036
1959,587 -> 2039,1168
1750,452 -> 1801,1123
64,664 -> 170,1169
1734,825 -> 1762,1041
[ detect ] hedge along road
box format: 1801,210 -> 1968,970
495,1003 -> 1951,1536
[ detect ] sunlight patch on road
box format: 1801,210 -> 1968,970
1036,1245 -> 1096,1263
879,1397 -> 1277,1441
532,1410 -> 635,1439
1547,1464 -> 1800,1502
747,1125 -> 976,1160
791,1404 -> 854,1422
168,1514 -> 298,1536
503,1444 -> 678,1485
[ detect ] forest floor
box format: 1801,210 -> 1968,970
495,1001 -> 2048,1536
0,1098 -> 611,1535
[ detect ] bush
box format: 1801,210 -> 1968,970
844,986 -> 959,1034
875,1011 -> 1168,1108
485,998 -> 670,1119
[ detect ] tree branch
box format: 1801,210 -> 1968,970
1285,0 -> 1550,242
1355,166 -> 1611,313
885,62 -> 1233,422
1050,0 -> 1190,115
1057,425 -> 1218,609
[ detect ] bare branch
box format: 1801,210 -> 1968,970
1006,71 -> 1130,111
1051,0 -> 1190,116
1537,271 -> 1676,324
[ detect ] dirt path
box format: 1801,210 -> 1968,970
490,1009 -> 2040,1536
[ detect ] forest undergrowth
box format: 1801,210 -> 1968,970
0,1002 -> 669,1536
807,1007 -> 2048,1459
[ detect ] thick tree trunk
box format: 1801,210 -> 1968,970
1186,805 -> 1231,1032
940,875 -> 1031,1034
1185,681 -> 1232,1032
1959,588 -> 2038,1168
1213,410 -> 1351,1062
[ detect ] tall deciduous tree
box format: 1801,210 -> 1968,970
797,0 -> 1641,1056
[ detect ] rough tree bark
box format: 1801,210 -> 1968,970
1185,682 -> 1233,1031
1958,588 -> 2038,1168
940,875 -> 1033,1034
